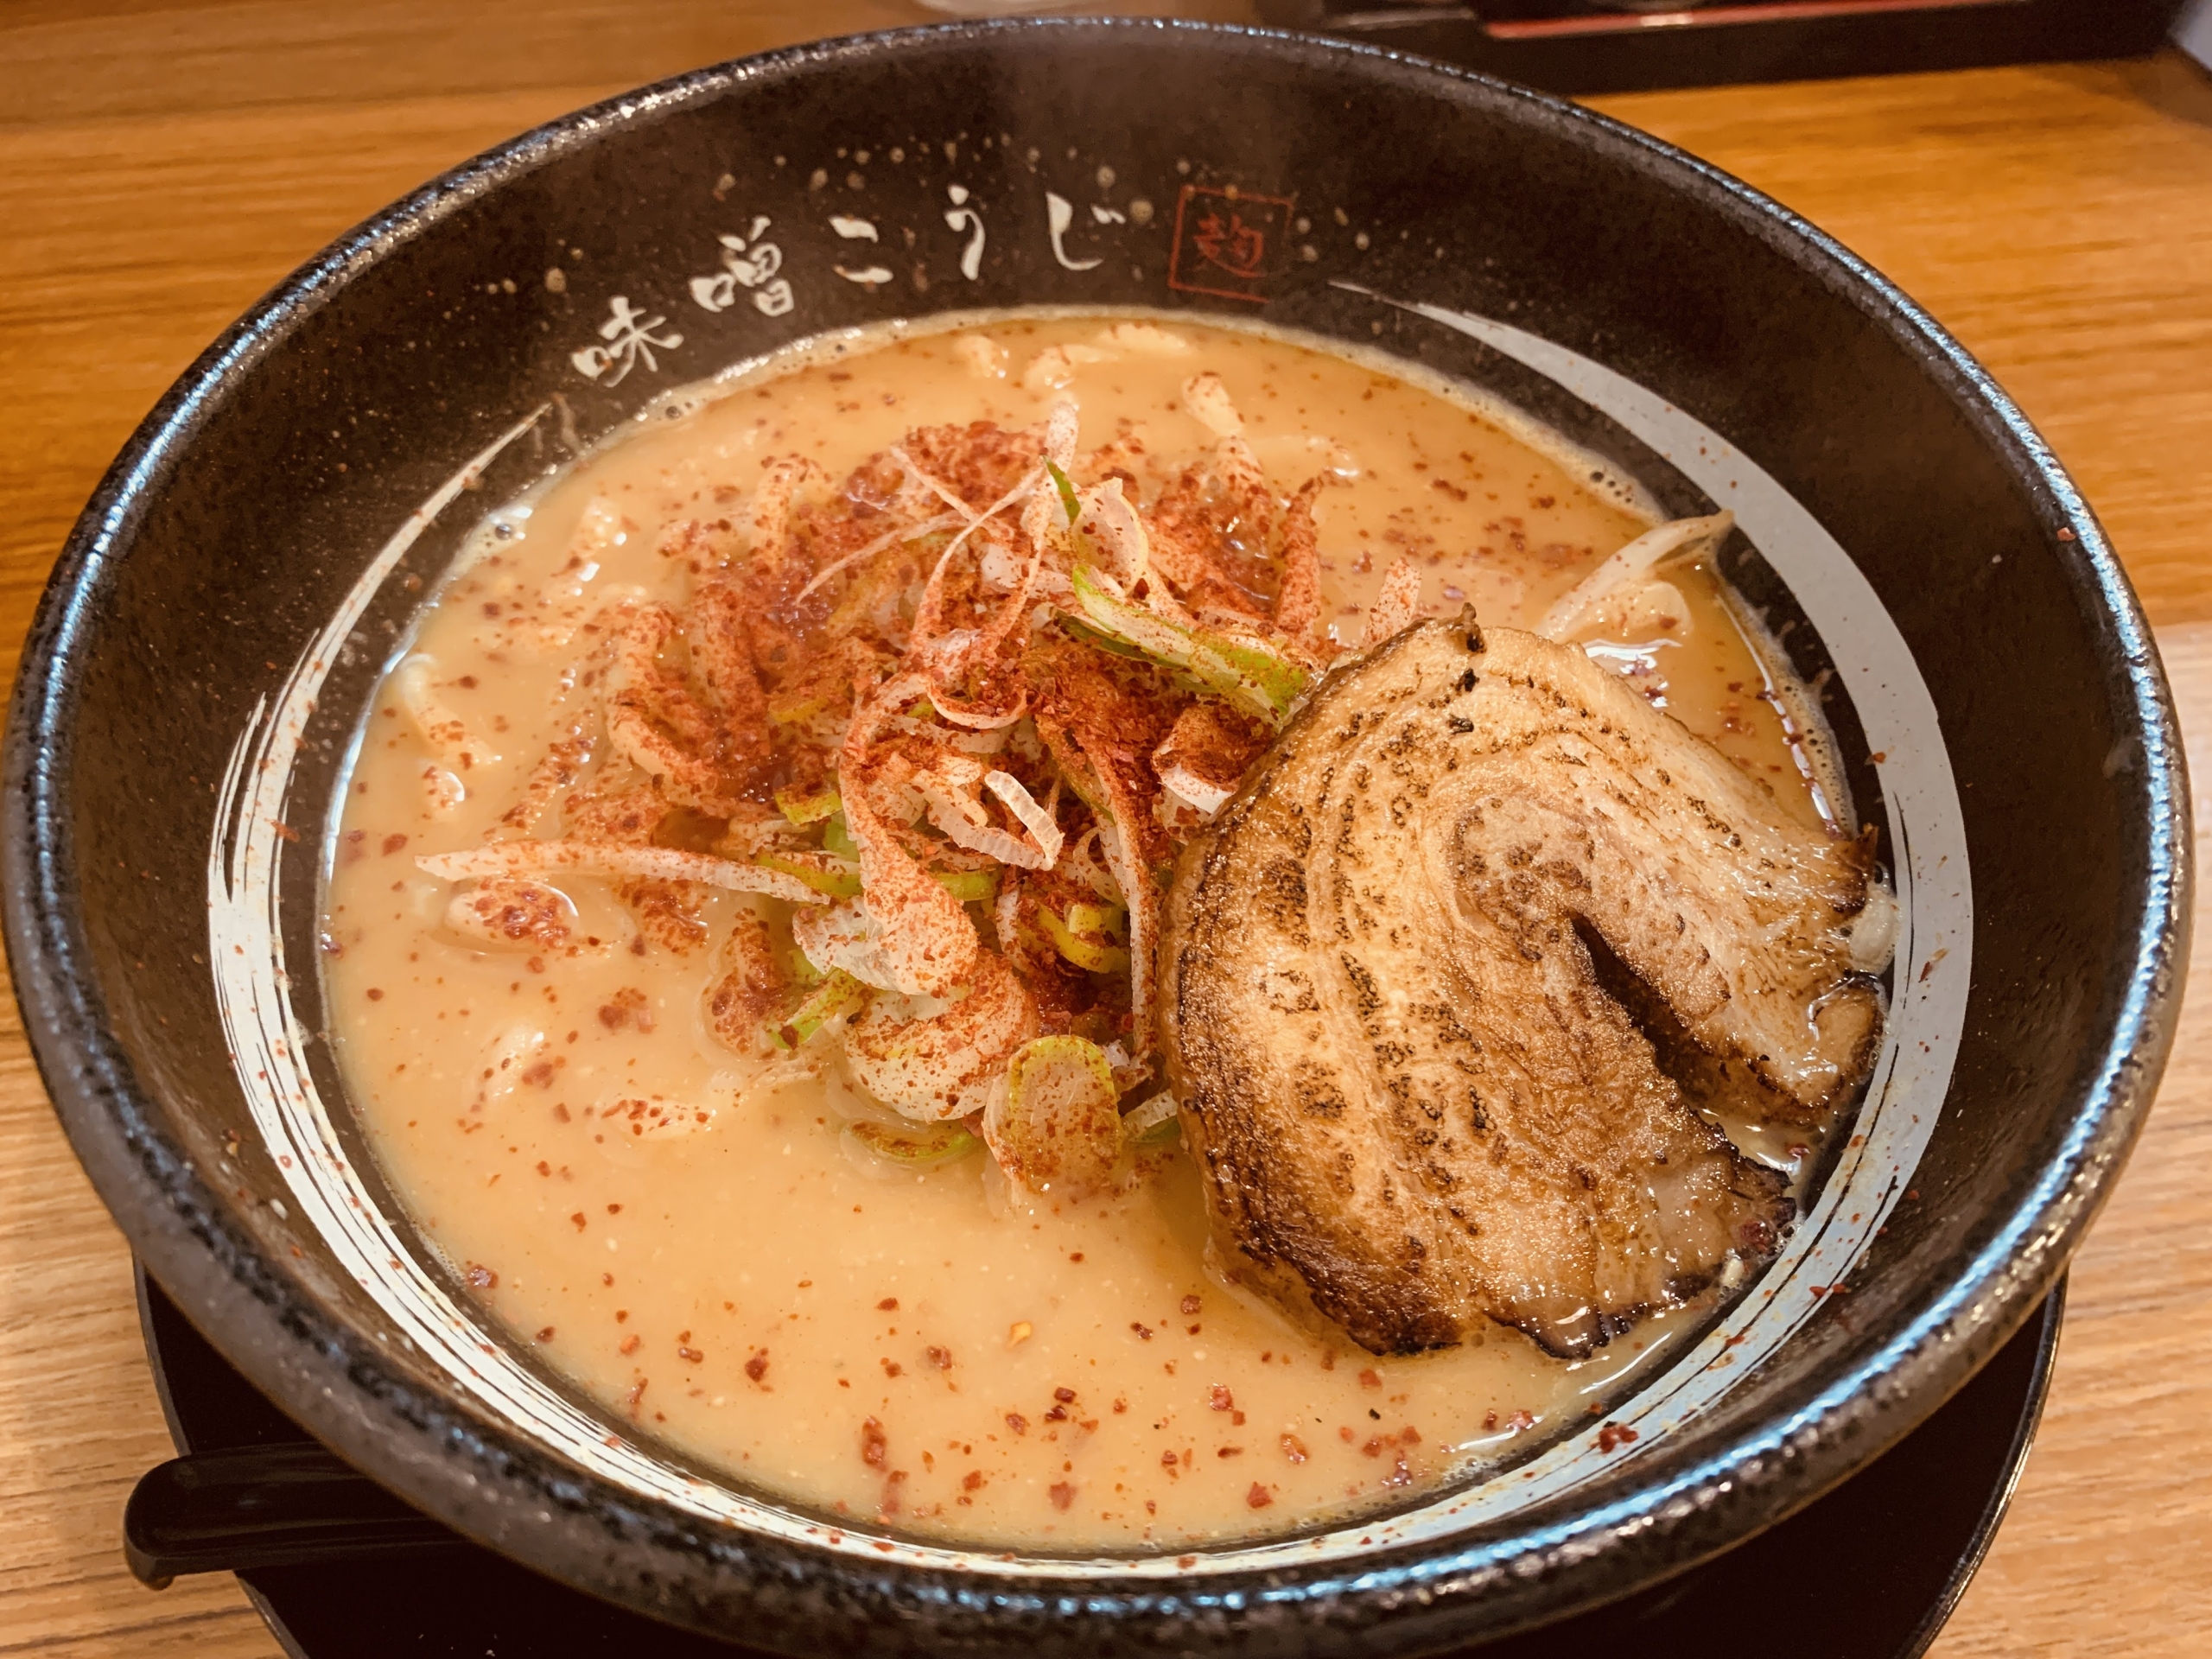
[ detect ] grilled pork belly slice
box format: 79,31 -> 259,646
1160,618 -> 1887,1358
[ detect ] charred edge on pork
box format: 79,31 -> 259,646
1160,618 -> 1885,1358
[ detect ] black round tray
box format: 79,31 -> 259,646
132,1267 -> 2063,1658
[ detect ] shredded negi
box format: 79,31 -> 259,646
415,377 -> 1420,1199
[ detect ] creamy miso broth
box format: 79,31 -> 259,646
322,312 -> 1844,1549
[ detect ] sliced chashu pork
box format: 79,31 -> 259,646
1160,617 -> 1886,1357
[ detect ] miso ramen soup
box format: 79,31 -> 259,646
321,312 -> 1851,1549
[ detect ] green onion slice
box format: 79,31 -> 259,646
1037,904 -> 1130,974
753,849 -> 862,899
767,969 -> 867,1050
844,1118 -> 981,1166
1063,563 -> 1307,727
773,783 -> 842,824
1122,1092 -> 1182,1147
931,868 -> 1001,905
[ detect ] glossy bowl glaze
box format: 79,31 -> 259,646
4,20 -> 2188,1655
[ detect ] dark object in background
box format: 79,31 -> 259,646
128,1268 -> 2068,1657
1253,0 -> 2187,95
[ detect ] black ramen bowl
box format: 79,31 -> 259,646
3,19 -> 2189,1656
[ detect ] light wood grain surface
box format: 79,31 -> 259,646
3,6 -> 2209,1654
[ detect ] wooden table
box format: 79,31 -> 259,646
3,5 -> 2209,1652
